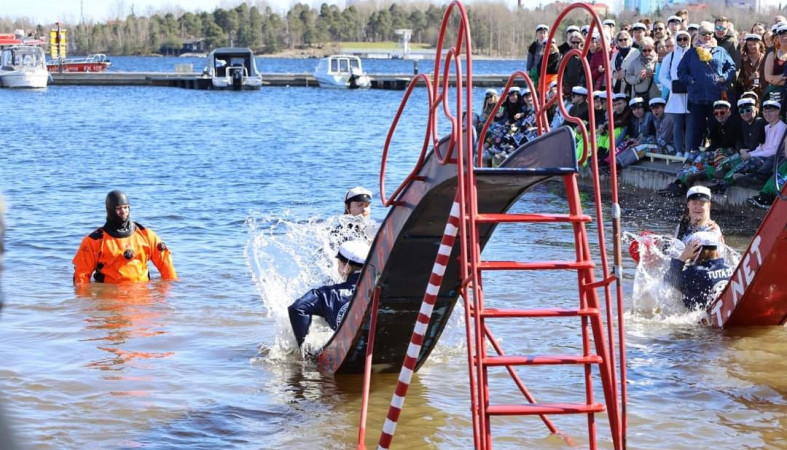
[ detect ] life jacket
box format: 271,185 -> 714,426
73,222 -> 177,284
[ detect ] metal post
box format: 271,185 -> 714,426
357,287 -> 381,449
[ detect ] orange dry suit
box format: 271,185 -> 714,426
73,222 -> 177,284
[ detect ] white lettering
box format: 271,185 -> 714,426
732,274 -> 745,306
743,253 -> 755,285
750,235 -> 763,266
712,301 -> 724,326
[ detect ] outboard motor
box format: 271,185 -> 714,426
231,67 -> 243,90
348,67 -> 361,89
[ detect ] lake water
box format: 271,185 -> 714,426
0,58 -> 785,449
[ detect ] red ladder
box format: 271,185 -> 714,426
457,172 -> 623,449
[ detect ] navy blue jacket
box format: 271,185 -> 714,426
664,257 -> 733,310
677,46 -> 736,105
288,272 -> 360,347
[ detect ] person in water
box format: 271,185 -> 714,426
344,186 -> 372,218
674,185 -> 723,244
72,190 -> 177,284
664,231 -> 733,310
288,239 -> 370,348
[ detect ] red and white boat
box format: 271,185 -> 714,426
47,54 -> 111,73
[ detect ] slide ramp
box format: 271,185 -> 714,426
318,127 -> 577,374
707,185 -> 787,327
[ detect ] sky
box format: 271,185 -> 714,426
2,0 -> 300,24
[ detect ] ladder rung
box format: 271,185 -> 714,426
487,402 -> 605,416
479,261 -> 595,271
476,307 -> 600,318
483,354 -> 602,366
475,213 -> 592,224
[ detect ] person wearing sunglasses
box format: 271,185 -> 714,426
558,25 -> 581,56
714,17 -> 741,70
625,37 -> 660,105
658,100 -> 740,197
659,30 -> 692,157
612,31 -> 633,95
561,32 -> 586,100
711,99 -> 786,193
676,21 -> 736,155
651,20 -> 668,40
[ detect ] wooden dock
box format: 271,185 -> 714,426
49,72 -> 517,90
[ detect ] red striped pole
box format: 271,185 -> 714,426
378,200 -> 461,450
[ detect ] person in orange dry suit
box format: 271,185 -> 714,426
72,190 -> 177,284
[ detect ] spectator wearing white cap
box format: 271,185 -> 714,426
762,23 -> 787,103
479,88 -> 501,129
630,22 -> 648,49
667,15 -> 683,37
610,96 -> 659,168
569,86 -> 590,122
561,33 -> 587,97
659,29 -> 692,157
663,228 -> 732,310
288,239 -> 371,349
734,97 -> 766,156
603,19 -> 616,36
677,21 -> 736,153
737,33 -> 765,100
558,25 -> 581,55
527,24 -> 550,80
710,99 -> 786,193
649,97 -> 675,154
625,37 -> 660,104
500,86 -> 526,124
597,94 -> 632,164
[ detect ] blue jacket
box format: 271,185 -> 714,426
288,271 -> 360,347
664,257 -> 733,310
677,46 -> 735,105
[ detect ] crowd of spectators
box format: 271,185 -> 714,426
482,10 -> 787,209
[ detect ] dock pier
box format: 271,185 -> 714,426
50,72 -> 519,90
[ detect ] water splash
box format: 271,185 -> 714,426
245,212 -> 377,360
623,231 -> 740,325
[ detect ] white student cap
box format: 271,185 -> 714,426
485,88 -> 497,96
649,97 -> 666,106
613,93 -> 627,101
629,96 -> 645,107
593,90 -> 607,99
667,15 -> 682,24
690,231 -> 721,248
345,187 -> 372,203
713,100 -> 731,109
581,25 -> 590,34
566,25 -> 580,33
631,22 -> 647,31
548,80 -> 558,89
686,185 -> 711,201
572,86 -> 588,96
687,23 -> 700,31
508,86 -> 521,94
522,86 -> 531,95
745,33 -> 762,41
536,24 -> 549,32
337,240 -> 370,265
762,100 -> 781,109
603,19 -> 616,27
737,98 -> 755,107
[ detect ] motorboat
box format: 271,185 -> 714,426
202,47 -> 262,90
0,45 -> 49,88
313,54 -> 371,89
47,54 -> 111,73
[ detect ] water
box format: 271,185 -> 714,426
1,59 -> 786,449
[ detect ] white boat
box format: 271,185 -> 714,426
202,47 -> 262,90
314,55 -> 371,89
0,46 -> 49,89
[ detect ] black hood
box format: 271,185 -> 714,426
103,190 -> 134,238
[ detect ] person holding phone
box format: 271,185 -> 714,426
663,231 -> 732,310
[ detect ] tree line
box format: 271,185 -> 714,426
1,1 -> 779,58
